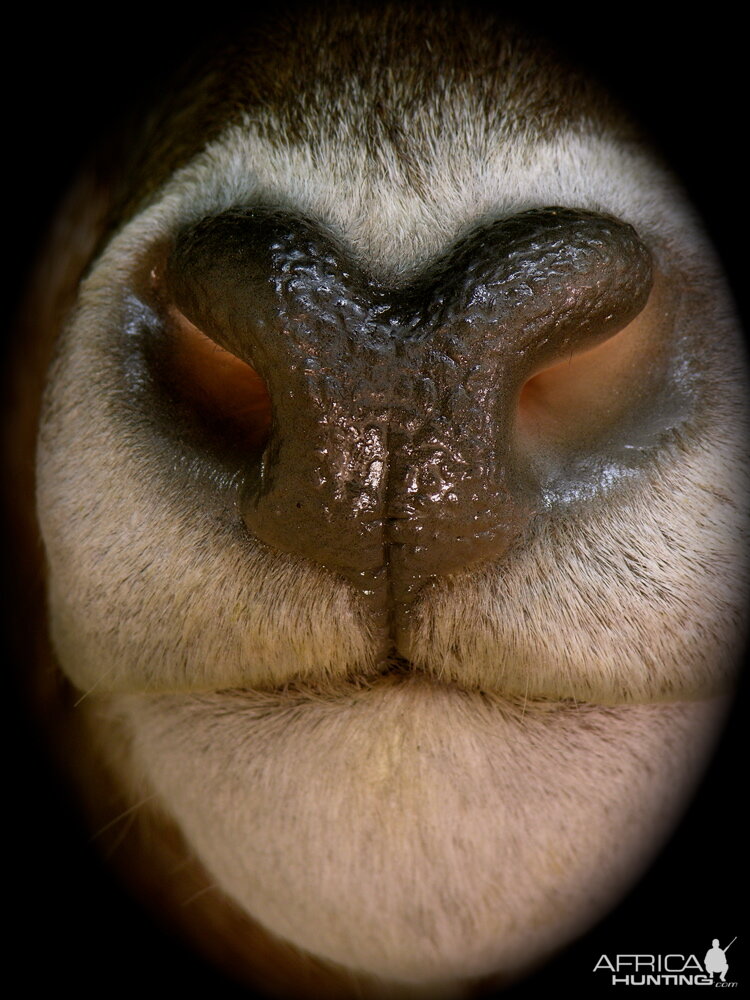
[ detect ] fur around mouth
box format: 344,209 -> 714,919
206,656 -> 589,709
202,650 -> 732,710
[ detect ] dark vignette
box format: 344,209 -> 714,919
3,3 -> 746,997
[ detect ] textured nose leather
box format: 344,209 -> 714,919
167,206 -> 652,631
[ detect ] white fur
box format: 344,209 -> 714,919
116,684 -> 724,982
36,57 -> 748,988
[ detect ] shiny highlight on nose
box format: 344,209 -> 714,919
162,204 -> 665,651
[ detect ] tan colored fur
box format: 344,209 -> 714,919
20,6 -> 749,995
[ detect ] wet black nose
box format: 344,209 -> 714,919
166,206 -> 653,637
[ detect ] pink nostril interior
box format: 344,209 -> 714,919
165,305 -> 272,453
516,277 -> 669,449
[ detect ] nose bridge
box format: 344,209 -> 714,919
382,329 -> 540,636
241,301 -> 529,634
240,321 -> 394,579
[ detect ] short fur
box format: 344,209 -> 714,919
20,3 -> 749,996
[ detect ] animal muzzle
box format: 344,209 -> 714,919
165,205 -> 653,643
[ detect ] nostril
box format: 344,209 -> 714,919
514,273 -> 678,478
155,304 -> 273,458
517,308 -> 646,439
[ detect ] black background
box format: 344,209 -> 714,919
4,3 -> 746,997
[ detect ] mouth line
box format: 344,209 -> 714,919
193,657 -> 688,711
170,675 -> 708,723
124,647 -> 726,708
130,663 -> 720,713
205,675 -> 583,713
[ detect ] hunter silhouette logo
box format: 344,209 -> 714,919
593,937 -> 739,986
704,938 -> 736,983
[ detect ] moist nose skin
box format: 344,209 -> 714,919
167,206 -> 654,652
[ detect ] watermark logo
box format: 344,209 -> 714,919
704,938 -> 734,983
593,937 -> 738,987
